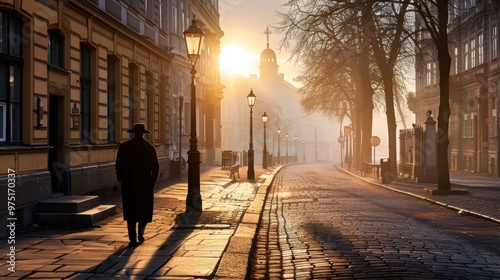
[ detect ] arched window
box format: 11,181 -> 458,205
48,29 -> 64,68
0,12 -> 22,144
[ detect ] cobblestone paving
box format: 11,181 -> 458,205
251,164 -> 500,279
0,166 -> 262,279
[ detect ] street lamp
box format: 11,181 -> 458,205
262,112 -> 268,169
285,133 -> 289,164
294,135 -> 298,162
277,128 -> 281,164
184,16 -> 205,213
247,89 -> 256,180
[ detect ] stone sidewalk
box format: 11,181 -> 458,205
341,167 -> 500,223
0,165 -> 279,279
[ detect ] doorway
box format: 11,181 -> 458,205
48,95 -> 68,194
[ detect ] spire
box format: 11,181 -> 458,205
264,26 -> 271,49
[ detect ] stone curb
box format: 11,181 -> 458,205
215,166 -> 283,279
337,166 -> 500,224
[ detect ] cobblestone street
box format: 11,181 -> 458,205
251,164 -> 500,279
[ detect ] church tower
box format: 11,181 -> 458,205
259,27 -> 279,81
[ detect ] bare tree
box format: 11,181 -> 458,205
278,1 -> 415,175
277,1 -> 379,168
361,1 -> 411,176
412,0 -> 452,190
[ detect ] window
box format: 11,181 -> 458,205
492,26 -> 497,60
128,64 -> 136,133
454,47 -> 458,75
470,39 -> 476,68
107,57 -> 116,143
0,102 -> 6,141
145,73 -> 151,130
180,2 -> 185,34
173,5 -> 178,34
159,1 -> 164,30
463,114 -> 468,137
464,43 -> 469,71
493,99 -> 498,137
48,30 -> 64,68
0,12 -> 22,144
470,113 -> 475,138
428,62 -> 433,85
464,113 -> 474,138
125,0 -> 138,10
464,0 -> 473,9
146,0 -> 153,20
80,44 -> 91,143
426,62 -> 432,85
478,34 -> 484,65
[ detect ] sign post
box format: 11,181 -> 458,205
370,136 -> 381,165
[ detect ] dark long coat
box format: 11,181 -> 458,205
115,137 -> 159,223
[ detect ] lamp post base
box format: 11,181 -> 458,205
247,149 -> 255,180
186,148 -> 202,213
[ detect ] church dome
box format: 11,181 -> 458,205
261,48 -> 276,63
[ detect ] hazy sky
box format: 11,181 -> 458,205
219,0 -> 300,83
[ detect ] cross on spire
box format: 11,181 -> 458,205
264,26 -> 271,49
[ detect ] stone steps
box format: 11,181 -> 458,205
34,195 -> 117,227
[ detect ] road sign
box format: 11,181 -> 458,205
370,136 -> 381,147
337,136 -> 345,144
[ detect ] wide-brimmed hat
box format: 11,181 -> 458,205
127,123 -> 151,134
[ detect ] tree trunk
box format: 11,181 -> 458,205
382,74 -> 399,175
436,0 -> 451,190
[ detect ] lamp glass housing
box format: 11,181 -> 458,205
247,89 -> 256,107
184,17 -> 205,62
262,112 -> 268,123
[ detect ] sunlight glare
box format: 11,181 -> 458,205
219,46 -> 258,76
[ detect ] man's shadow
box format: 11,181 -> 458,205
84,211 -> 201,277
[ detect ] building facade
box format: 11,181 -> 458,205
0,0 -> 223,230
410,0 -> 500,174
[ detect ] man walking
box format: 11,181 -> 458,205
116,123 -> 159,247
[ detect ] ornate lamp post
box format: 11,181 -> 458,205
247,89 -> 256,180
183,16 -> 205,213
262,112 -> 268,169
285,133 -> 289,164
294,135 -> 298,162
277,128 -> 281,164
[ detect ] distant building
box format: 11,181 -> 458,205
221,31 -> 336,165
410,0 -> 500,174
0,0 -> 223,230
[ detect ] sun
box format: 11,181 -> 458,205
219,46 -> 258,76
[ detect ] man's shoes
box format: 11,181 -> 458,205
129,241 -> 138,247
138,224 -> 146,242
